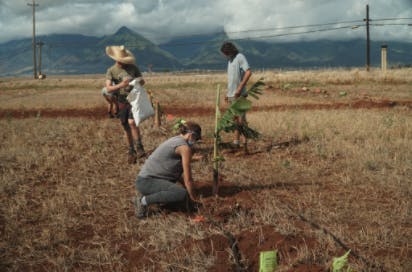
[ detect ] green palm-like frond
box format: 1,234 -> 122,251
217,79 -> 265,139
246,78 -> 265,99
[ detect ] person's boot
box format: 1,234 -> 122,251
229,141 -> 240,149
128,148 -> 137,164
134,196 -> 148,219
136,142 -> 146,158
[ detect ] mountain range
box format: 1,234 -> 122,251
1,26 -> 411,76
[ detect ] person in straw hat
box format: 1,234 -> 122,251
104,45 -> 146,164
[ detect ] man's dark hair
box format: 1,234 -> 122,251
220,42 -> 239,57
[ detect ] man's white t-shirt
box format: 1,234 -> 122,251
227,53 -> 250,98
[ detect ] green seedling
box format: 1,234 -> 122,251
332,250 -> 352,272
213,78 -> 265,194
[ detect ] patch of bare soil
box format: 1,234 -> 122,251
0,99 -> 410,119
0,107 -> 105,119
110,179 -> 326,271
170,181 -> 326,271
236,225 -> 321,271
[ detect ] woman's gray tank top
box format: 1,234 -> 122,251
138,136 -> 188,181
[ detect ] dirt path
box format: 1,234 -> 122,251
0,99 -> 411,119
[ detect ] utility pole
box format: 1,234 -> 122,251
381,44 -> 388,72
37,41 -> 44,76
27,0 -> 39,79
364,4 -> 371,71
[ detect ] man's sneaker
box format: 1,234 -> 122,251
128,149 -> 137,164
134,196 -> 148,219
229,142 -> 240,149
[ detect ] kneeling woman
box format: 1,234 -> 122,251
134,121 -> 201,218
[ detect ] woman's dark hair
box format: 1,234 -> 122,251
178,121 -> 202,141
220,41 -> 239,57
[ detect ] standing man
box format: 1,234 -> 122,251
104,45 -> 146,163
220,41 -> 252,148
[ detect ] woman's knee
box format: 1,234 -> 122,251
174,187 -> 188,202
136,176 -> 153,195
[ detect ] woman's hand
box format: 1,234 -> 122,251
188,190 -> 197,202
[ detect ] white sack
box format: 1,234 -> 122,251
127,79 -> 155,126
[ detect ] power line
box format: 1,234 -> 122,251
123,18 -> 412,47
13,15 -> 412,50
159,24 -> 369,47
43,19 -> 409,49
136,20 -> 366,43
370,23 -> 412,26
372,17 -> 412,21
44,24 -> 360,48
33,15 -> 410,47
130,18 -> 409,43
156,25 -> 363,47
43,20 -> 366,48
235,25 -> 364,41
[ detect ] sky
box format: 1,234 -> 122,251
0,0 -> 411,44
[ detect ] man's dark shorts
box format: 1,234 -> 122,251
118,103 -> 134,127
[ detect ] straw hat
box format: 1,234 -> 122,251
105,45 -> 136,64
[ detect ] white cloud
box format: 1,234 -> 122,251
0,0 -> 410,43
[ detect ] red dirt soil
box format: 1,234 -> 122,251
3,99 -> 405,271
236,226 -> 321,272
114,180 -> 327,271
180,181 -> 325,271
0,99 -> 410,119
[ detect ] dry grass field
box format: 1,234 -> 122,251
0,68 -> 411,271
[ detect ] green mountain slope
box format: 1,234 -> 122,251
1,26 -> 411,76
0,26 -> 181,76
